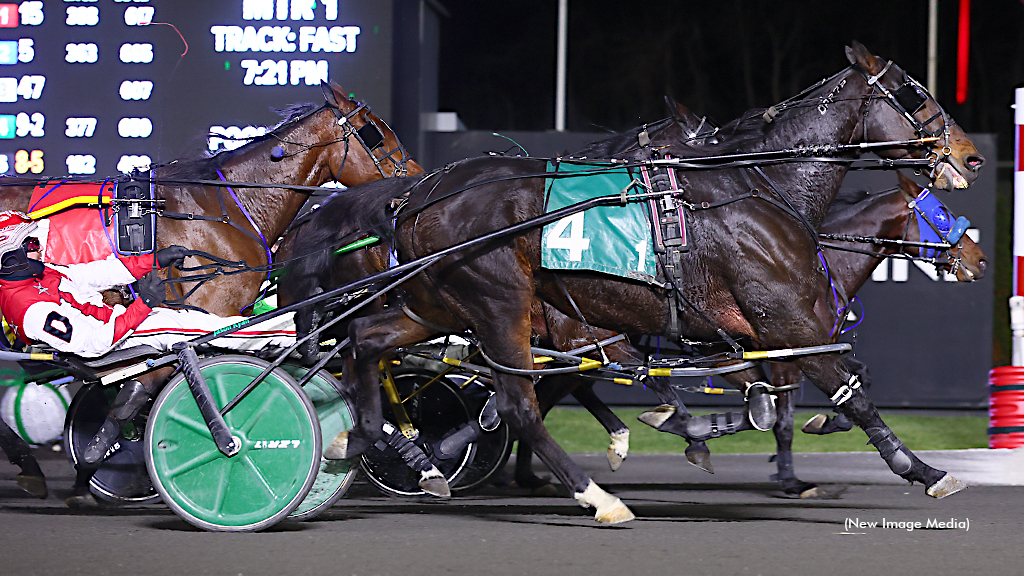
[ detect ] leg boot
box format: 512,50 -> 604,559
82,380 -> 150,465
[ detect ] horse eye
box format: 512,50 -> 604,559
894,82 -> 927,114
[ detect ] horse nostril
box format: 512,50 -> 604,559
965,154 -> 985,172
978,259 -> 987,272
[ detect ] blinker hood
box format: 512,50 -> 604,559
911,188 -> 970,258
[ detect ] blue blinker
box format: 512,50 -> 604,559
912,188 -> 971,257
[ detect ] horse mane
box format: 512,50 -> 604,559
569,118 -> 679,159
157,102 -> 322,180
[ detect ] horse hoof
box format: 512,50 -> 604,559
638,405 -> 675,429
532,483 -> 560,497
926,473 -> 967,499
574,480 -> 635,524
799,486 -> 828,499
685,443 -> 714,474
65,492 -> 99,510
323,430 -> 350,459
607,430 -> 629,471
801,414 -> 828,434
419,466 -> 451,498
596,501 -> 635,525
16,474 -> 48,499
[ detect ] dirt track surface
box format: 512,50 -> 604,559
1,450 -> 1019,576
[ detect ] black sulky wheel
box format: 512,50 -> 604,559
359,368 -> 475,496
64,383 -> 160,504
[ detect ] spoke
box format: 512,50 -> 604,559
165,449 -> 222,478
241,455 -> 278,500
211,459 -> 230,514
239,390 -> 281,435
167,411 -> 214,440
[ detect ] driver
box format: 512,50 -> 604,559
0,211 -> 295,357
0,211 -> 300,483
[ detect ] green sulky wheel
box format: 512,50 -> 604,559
280,365 -> 358,521
145,355 -> 321,532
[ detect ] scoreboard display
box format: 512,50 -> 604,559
0,0 -> 393,178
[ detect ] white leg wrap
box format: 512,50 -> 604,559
573,480 -> 635,524
607,430 -> 629,471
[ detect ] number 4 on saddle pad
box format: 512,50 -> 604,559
541,161 -> 658,283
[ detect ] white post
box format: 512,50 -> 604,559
555,0 -> 568,132
927,0 -> 938,93
1012,297 -> 1024,366
1014,88 -> 1024,296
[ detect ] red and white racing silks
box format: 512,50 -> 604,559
0,253 -> 295,358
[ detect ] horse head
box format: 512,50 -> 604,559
896,171 -> 985,281
846,41 -> 983,192
319,80 -> 425,184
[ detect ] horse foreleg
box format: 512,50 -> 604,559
635,377 -> 717,473
802,355 -> 870,435
795,354 -> 965,498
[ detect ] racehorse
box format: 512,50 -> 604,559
287,42 -> 983,523
521,170 -> 986,497
0,81 -> 421,504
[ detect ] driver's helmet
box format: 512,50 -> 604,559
0,211 -> 40,278
0,211 -> 37,259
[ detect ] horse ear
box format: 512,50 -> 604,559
845,40 -> 881,74
665,95 -> 689,121
320,81 -> 340,108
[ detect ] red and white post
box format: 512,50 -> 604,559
1012,88 -> 1024,365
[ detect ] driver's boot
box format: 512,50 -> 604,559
81,380 -> 150,465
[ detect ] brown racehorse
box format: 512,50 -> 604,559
289,43 -> 983,523
0,80 -> 421,316
521,170 -> 986,497
0,81 -> 422,506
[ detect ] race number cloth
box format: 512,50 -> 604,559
541,161 -> 657,283
27,181 -> 115,265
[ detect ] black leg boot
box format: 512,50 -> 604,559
82,380 -> 150,465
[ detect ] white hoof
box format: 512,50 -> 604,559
323,430 -> 349,460
926,473 -> 967,499
607,429 -> 629,471
574,480 -> 635,524
637,405 -> 675,429
419,466 -> 451,498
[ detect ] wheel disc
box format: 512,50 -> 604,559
145,356 -> 320,532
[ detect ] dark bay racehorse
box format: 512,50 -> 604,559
290,43 -> 983,523
520,170 -> 986,497
0,81 -> 420,503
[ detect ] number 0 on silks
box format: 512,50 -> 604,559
541,161 -> 657,283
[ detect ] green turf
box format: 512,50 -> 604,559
543,407 -> 990,454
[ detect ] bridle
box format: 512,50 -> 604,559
266,94 -> 415,180
857,59 -> 958,184
899,184 -> 971,275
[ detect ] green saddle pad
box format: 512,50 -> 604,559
541,161 -> 657,282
